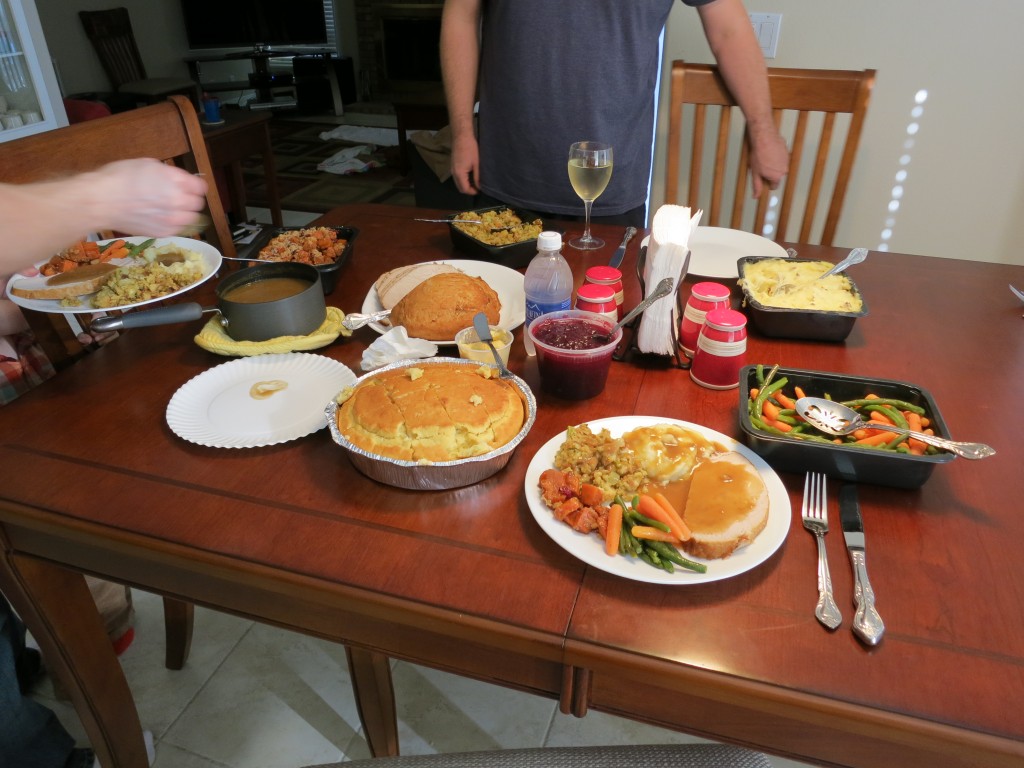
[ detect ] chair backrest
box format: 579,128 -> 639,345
0,95 -> 234,366
665,60 -> 875,246
79,7 -> 147,90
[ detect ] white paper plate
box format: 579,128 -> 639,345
166,353 -> 356,449
360,259 -> 526,345
6,236 -> 222,315
642,227 -> 788,280
524,416 -> 791,585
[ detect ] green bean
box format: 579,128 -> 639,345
125,238 -> 156,259
841,397 -> 925,415
752,376 -> 789,421
641,545 -> 674,573
867,403 -> 908,429
646,540 -> 709,574
624,508 -> 672,533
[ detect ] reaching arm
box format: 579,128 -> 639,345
697,0 -> 789,196
441,0 -> 483,195
0,159 -> 207,276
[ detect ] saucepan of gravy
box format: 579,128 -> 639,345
90,263 -> 327,341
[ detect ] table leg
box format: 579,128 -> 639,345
0,551 -> 148,768
162,597 -> 194,671
345,646 -> 399,757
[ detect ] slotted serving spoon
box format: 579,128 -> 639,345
795,397 -> 996,460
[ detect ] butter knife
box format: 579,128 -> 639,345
609,226 -> 637,269
840,485 -> 885,645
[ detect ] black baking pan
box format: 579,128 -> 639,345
237,225 -> 357,295
738,365 -> 955,489
447,206 -> 547,269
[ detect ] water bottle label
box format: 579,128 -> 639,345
525,298 -> 572,324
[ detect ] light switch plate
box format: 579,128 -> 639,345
749,12 -> 782,59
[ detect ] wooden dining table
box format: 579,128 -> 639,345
1,203 -> 1022,768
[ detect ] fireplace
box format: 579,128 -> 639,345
354,1 -> 443,99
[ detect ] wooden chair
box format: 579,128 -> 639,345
0,94 -> 233,670
665,60 -> 875,246
79,7 -> 199,109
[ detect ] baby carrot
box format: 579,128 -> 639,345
630,525 -> 681,544
636,495 -> 684,540
762,400 -> 781,420
651,492 -> 693,542
794,385 -> 807,400
774,391 -> 796,410
855,431 -> 900,446
905,411 -> 928,452
605,503 -> 623,556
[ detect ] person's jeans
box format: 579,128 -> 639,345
0,594 -> 75,768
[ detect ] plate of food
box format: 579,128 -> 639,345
524,415 -> 791,585
642,227 -> 789,280
6,236 -> 222,315
166,353 -> 357,449
360,259 -> 526,344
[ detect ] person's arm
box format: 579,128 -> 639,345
696,0 -> 789,197
0,158 -> 208,276
440,0 -> 483,195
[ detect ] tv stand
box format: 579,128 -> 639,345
185,49 -> 342,114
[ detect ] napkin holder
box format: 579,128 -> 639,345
612,244 -> 690,369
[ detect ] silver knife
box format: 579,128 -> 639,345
608,226 -> 637,269
840,485 -> 885,645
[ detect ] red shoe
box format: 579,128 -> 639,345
111,627 -> 135,656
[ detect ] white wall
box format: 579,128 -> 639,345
657,1 -> 1024,264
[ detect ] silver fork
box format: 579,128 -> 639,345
801,472 -> 842,629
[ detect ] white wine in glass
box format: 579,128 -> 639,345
567,141 -> 613,250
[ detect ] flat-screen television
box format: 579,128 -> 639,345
180,0 -> 329,50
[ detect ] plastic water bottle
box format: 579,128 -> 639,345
524,231 -> 573,356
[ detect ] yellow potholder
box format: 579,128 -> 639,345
194,306 -> 351,356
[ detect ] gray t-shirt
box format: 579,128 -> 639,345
476,0 -> 713,216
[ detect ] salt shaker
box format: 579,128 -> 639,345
689,308 -> 747,390
575,283 -> 618,322
583,265 -> 625,319
679,281 -> 731,357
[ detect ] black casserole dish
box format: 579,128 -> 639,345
738,365 -> 955,489
448,206 -> 546,269
737,256 -> 868,341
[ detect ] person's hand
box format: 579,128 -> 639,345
450,134 -> 481,196
84,159 -> 209,237
747,128 -> 789,198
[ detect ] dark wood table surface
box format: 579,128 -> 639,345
2,204 -> 1022,768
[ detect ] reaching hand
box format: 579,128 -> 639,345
450,134 -> 481,196
748,129 -> 789,198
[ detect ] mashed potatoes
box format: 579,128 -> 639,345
621,424 -> 718,483
740,259 -> 863,312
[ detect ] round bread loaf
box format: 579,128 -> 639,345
389,272 -> 501,340
336,362 -> 525,462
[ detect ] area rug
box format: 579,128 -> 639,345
242,119 -> 416,214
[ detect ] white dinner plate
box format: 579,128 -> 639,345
5,236 -> 222,315
166,353 -> 357,449
642,227 -> 789,280
360,259 -> 526,345
524,415 -> 791,585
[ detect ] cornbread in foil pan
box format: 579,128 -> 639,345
326,357 -> 536,490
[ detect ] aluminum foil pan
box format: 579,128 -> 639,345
325,357 -> 537,490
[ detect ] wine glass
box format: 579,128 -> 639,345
567,141 -> 613,250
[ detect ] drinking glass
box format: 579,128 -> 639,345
567,141 -> 613,250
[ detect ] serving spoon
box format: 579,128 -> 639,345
473,312 -> 514,378
795,397 -> 996,460
818,247 -> 868,279
593,277 -> 675,342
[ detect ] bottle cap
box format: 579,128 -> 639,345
538,231 -> 562,251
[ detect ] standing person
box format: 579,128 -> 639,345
0,157 -> 207,768
440,0 -> 790,229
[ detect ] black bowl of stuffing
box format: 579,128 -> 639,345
447,206 -> 546,269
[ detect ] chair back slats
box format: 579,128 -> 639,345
79,8 -> 147,89
665,61 -> 875,246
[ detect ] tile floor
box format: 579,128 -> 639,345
33,589 -> 816,768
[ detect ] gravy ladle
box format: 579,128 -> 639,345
795,397 -> 996,460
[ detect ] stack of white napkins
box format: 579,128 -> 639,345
636,205 -> 703,355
